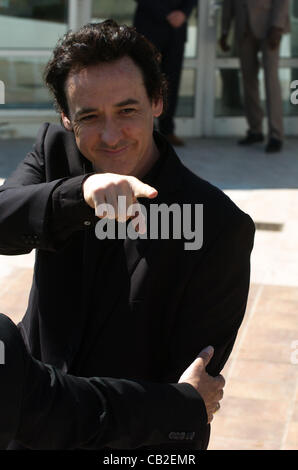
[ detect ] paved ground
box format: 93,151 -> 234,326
0,135 -> 297,450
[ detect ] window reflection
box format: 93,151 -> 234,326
0,0 -> 67,23
0,56 -> 52,108
215,67 -> 298,117
92,0 -> 135,25
0,0 -> 67,49
176,68 -> 196,118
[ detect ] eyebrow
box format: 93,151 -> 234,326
74,99 -> 140,120
74,107 -> 97,120
114,98 -> 140,107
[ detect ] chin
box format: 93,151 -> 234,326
103,164 -> 136,176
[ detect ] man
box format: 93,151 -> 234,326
0,312 -> 223,450
220,0 -> 290,153
133,0 -> 197,146
0,20 -> 255,450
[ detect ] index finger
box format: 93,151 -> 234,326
128,177 -> 158,199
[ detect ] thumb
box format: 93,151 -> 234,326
196,345 -> 214,368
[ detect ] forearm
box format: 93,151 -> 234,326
48,173 -> 97,246
0,179 -> 66,254
221,0 -> 234,36
0,174 -> 98,254
16,348 -> 207,450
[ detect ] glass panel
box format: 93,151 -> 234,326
176,68 -> 196,117
185,6 -> 198,59
92,0 -> 198,58
91,0 -> 136,25
0,0 -> 68,49
282,68 -> 298,115
281,0 -> 298,58
214,68 -> 244,116
0,56 -> 52,108
215,67 -> 298,117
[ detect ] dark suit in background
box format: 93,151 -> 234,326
133,0 -> 197,143
221,0 -> 290,148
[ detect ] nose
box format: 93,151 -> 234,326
100,118 -> 122,148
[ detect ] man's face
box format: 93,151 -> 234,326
62,56 -> 163,177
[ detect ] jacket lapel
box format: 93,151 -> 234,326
64,130 -> 93,176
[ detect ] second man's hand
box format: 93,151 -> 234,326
179,346 -> 225,424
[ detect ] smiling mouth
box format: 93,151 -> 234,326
100,145 -> 130,155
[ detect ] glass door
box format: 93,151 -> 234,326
88,0 -> 298,137
195,0 -> 298,137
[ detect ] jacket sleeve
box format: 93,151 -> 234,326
134,0 -> 172,20
271,0 -> 290,31
165,210 -> 255,381
134,0 -> 196,21
0,123 -> 96,255
221,0 -> 234,35
0,314 -> 207,450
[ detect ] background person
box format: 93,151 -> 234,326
220,0 -> 290,153
133,0 -> 197,146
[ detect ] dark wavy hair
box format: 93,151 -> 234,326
44,19 -> 168,117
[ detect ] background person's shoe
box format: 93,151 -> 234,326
238,131 -> 264,145
165,134 -> 185,146
265,138 -> 283,153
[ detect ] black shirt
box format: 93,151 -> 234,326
71,134 -> 167,380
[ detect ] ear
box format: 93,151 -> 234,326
61,112 -> 73,131
152,97 -> 163,118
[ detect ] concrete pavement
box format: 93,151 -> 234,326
0,135 -> 297,450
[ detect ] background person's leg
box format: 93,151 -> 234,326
261,40 -> 284,146
158,28 -> 186,143
238,32 -> 264,140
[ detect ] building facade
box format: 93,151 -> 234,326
0,0 -> 298,137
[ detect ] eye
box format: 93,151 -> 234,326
80,114 -> 96,121
120,108 -> 136,115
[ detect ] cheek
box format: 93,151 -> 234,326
122,119 -> 151,141
75,126 -> 96,146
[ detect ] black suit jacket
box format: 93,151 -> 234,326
0,124 -> 255,449
0,313 -> 207,450
134,0 -> 196,43
134,0 -> 197,21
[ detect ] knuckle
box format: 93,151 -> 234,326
93,187 -> 103,199
106,181 -> 117,191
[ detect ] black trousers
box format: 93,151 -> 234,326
133,13 -> 186,135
